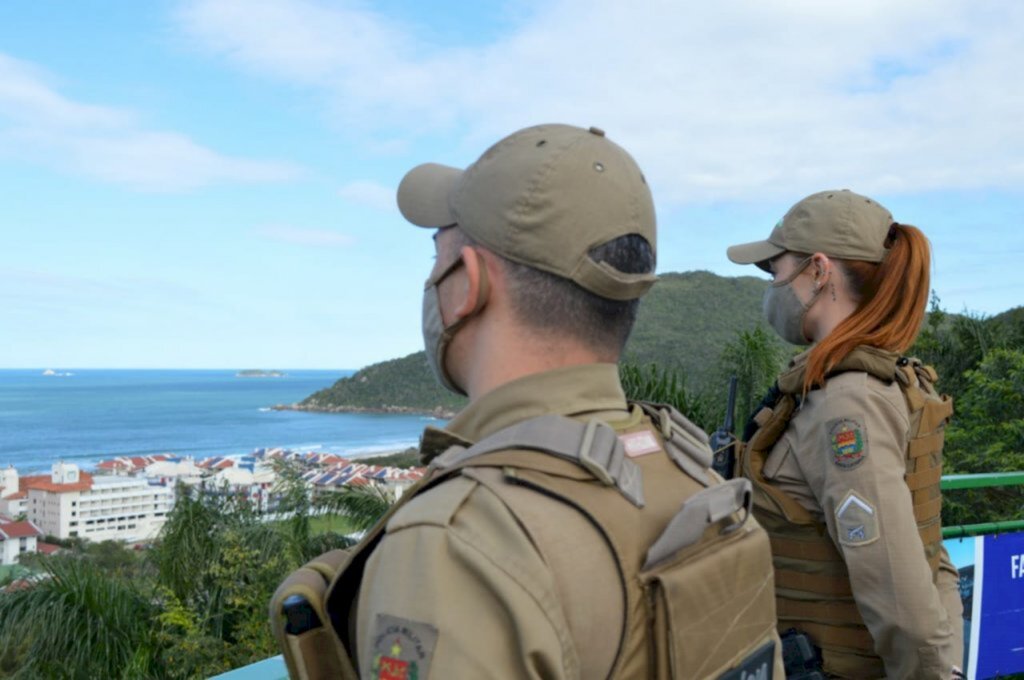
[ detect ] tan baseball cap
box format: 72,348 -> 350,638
397,124 -> 657,301
727,189 -> 895,271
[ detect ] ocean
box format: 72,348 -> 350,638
0,369 -> 439,473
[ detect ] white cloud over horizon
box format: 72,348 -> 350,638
0,52 -> 302,191
175,0 -> 1024,203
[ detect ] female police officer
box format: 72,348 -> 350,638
726,190 -> 963,678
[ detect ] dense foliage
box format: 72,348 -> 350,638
301,351 -> 466,414
0,461 -> 388,679
911,300 -> 1024,527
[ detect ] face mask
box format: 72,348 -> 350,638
762,257 -> 822,345
421,251 -> 489,395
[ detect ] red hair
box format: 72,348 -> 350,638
804,224 -> 931,391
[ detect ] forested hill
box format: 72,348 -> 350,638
293,270 -> 773,414
624,271 -> 769,373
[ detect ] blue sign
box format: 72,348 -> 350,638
970,531 -> 1024,679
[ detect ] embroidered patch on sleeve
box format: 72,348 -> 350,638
619,430 -> 663,458
827,417 -> 868,470
370,613 -> 438,680
835,491 -> 879,547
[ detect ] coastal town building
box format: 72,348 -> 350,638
0,518 -> 43,565
0,466 -> 28,517
144,456 -> 204,486
95,454 -> 175,476
25,463 -> 174,542
306,460 -> 425,500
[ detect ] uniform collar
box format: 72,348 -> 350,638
777,345 -> 900,395
419,363 -> 629,462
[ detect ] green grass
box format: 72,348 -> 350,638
307,513 -> 356,536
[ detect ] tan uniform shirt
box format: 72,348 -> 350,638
763,358 -> 963,677
355,364 -> 629,680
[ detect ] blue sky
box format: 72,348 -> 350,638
2,1 -> 1022,369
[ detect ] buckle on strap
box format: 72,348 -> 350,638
643,478 -> 753,569
578,419 -> 615,487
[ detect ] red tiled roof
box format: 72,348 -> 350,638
3,579 -> 35,592
36,542 -> 61,555
22,472 -> 94,493
97,459 -> 130,469
2,491 -> 27,500
0,520 -> 43,539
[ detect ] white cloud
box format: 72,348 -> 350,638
256,225 -> 355,248
338,180 -> 395,212
175,0 -> 1024,202
0,52 -> 301,191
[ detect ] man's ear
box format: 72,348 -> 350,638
452,246 -> 491,318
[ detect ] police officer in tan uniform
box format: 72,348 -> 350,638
727,190 -> 964,678
271,124 -> 785,679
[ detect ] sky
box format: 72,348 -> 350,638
1,0 -> 1022,369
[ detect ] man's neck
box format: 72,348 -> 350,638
465,326 -> 612,401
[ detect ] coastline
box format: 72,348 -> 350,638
272,402 -> 457,420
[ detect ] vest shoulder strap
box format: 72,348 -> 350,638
432,414 -> 646,507
633,401 -> 714,485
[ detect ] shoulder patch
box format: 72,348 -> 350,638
827,417 -> 867,469
835,491 -> 879,547
370,613 -> 438,680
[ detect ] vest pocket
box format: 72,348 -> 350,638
641,511 -> 779,679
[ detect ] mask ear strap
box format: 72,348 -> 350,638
772,256 -> 813,287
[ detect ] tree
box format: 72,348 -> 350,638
714,326 -> 790,432
912,293 -> 1009,399
0,558 -> 161,679
941,348 -> 1024,526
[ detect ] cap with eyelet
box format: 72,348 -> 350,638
727,189 -> 895,272
397,123 -> 656,301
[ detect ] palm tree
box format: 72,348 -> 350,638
0,557 -> 161,679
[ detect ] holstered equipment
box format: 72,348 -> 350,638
738,347 -> 953,678
271,402 -> 785,679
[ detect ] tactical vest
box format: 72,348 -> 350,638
738,347 -> 953,678
271,403 -> 785,680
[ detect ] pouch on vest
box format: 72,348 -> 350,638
270,549 -> 354,680
641,477 -> 781,679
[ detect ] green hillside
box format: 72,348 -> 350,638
296,270 -> 779,414
296,352 -> 466,415
624,270 -> 775,377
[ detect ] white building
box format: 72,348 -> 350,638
26,463 -> 175,542
0,466 -> 28,517
144,457 -> 205,486
0,519 -> 43,565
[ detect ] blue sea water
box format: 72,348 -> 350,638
0,369 -> 438,473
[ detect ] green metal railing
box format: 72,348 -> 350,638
940,471 -> 1024,538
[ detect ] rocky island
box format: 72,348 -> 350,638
236,369 -> 287,378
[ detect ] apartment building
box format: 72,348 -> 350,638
26,462 -> 175,542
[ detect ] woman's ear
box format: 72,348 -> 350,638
452,246 -> 490,318
811,252 -> 831,286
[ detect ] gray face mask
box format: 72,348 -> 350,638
421,251 -> 489,396
762,257 -> 820,346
